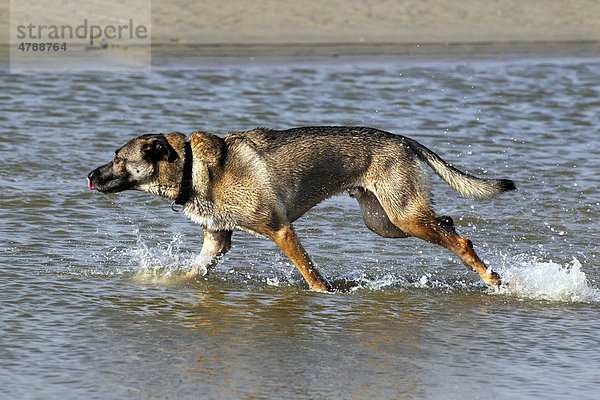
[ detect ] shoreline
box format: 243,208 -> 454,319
150,39 -> 600,59
1,39 -> 599,71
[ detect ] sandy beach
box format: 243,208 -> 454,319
1,0 -> 599,62
151,0 -> 600,47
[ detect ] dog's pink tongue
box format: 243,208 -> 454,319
87,177 -> 95,190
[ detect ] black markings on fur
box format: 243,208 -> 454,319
173,141 -> 193,206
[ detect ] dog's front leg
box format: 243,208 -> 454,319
186,229 -> 232,278
268,225 -> 332,293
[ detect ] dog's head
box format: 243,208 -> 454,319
87,132 -> 186,197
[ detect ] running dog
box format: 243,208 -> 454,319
87,126 -> 516,292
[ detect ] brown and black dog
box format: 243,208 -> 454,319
88,126 -> 515,292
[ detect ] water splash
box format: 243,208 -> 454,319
332,270 -> 479,293
494,255 -> 600,303
325,254 -> 600,302
334,270 -> 402,292
122,232 -> 599,302
127,231 -> 199,285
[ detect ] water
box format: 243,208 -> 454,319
1,55 -> 600,399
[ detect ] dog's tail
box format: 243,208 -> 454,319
406,138 -> 516,198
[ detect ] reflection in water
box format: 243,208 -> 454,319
174,288 -> 427,397
1,56 -> 600,399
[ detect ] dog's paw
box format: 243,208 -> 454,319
184,257 -> 210,279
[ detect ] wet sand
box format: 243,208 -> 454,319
1,0 -> 599,63
149,0 -> 600,58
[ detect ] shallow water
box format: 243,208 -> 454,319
1,56 -> 600,399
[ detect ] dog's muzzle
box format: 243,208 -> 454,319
87,165 -> 134,193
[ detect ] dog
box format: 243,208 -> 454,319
87,126 -> 516,292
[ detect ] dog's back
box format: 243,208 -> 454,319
226,127 -> 414,221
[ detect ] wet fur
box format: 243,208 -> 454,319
88,126 -> 515,292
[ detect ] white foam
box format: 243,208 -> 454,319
331,255 -> 599,301
495,255 -> 600,303
123,231 -> 599,302
354,272 -> 399,291
127,232 -> 197,285
333,270 -> 403,292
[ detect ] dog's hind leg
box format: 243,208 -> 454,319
436,216 -> 457,235
266,225 -> 332,293
400,213 -> 500,289
378,195 -> 501,289
186,229 -> 232,278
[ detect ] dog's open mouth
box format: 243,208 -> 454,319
87,177 -> 96,190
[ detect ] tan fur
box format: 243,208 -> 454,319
88,126 -> 515,292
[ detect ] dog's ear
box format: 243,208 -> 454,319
141,136 -> 178,163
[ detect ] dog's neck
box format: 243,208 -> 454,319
172,140 -> 193,207
145,131 -> 225,206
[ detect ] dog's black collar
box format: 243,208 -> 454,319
171,141 -> 193,212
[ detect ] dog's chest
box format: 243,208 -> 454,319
184,198 -> 236,231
